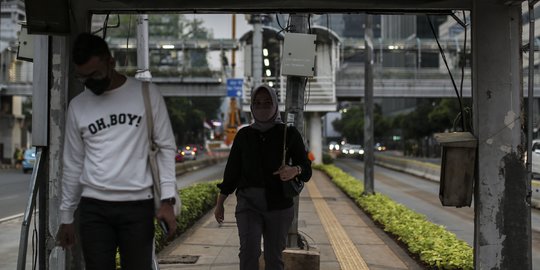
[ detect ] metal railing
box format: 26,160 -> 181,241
242,75 -> 336,105
17,147 -> 44,270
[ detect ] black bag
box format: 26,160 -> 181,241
282,177 -> 304,198
281,125 -> 304,197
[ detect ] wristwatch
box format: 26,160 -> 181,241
161,197 -> 176,205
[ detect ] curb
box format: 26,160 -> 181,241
0,213 -> 24,223
175,156 -> 228,176
374,153 -> 540,209
0,164 -> 15,170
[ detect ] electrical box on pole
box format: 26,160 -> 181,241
281,33 -> 316,77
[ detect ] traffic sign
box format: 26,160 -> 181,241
226,78 -> 243,97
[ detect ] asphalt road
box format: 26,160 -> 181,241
0,169 -> 32,220
0,161 -> 226,270
0,168 -> 34,270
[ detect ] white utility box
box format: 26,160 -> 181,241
281,33 -> 316,77
17,25 -> 34,62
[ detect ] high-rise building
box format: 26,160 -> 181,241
0,0 -> 25,52
0,0 -> 28,165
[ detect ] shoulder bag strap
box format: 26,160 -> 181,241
142,82 -> 161,196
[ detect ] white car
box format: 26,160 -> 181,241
532,140 -> 540,179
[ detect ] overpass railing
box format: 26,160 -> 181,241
242,75 -> 336,106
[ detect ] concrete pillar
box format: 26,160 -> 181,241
472,1 -> 530,269
308,112 -> 322,164
363,14 -> 375,195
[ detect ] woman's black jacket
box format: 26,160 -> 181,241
218,123 -> 312,210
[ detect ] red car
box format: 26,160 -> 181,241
175,150 -> 184,163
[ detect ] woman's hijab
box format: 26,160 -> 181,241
250,84 -> 282,132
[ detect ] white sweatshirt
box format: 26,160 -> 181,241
59,77 -> 177,224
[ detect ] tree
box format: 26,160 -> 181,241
165,96 -> 221,146
101,14 -> 220,145
392,98 -> 472,156
332,103 -> 392,145
429,98 -> 472,132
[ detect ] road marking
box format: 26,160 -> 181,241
0,213 -> 24,223
306,180 -> 369,270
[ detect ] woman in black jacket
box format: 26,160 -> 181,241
214,84 -> 312,270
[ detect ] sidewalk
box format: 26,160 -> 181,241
157,170 -> 423,270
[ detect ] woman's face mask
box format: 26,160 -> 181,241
252,90 -> 275,122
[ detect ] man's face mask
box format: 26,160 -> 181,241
84,76 -> 111,95
76,56 -> 112,96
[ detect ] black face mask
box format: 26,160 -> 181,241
85,76 -> 111,96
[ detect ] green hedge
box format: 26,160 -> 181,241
314,164 -> 473,270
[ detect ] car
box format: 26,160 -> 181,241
532,140 -> 540,179
180,145 -> 198,161
375,143 -> 387,152
344,144 -> 365,158
328,141 -> 340,151
22,147 -> 36,174
175,151 -> 184,163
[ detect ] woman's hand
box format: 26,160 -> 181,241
273,165 -> 300,181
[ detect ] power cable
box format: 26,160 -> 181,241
427,15 -> 465,132
459,11 -> 467,99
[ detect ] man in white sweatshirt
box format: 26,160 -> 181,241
56,33 -> 178,270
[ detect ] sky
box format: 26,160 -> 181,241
190,14 -> 251,76
190,14 -> 251,39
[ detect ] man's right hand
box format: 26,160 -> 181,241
214,193 -> 227,224
214,204 -> 224,224
56,223 -> 76,249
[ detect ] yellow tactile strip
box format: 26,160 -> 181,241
306,180 -> 370,270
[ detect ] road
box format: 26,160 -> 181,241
0,169 -> 34,270
0,161 -> 226,270
335,157 -> 540,269
0,169 -> 32,220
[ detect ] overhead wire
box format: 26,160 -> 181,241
427,14 -> 466,132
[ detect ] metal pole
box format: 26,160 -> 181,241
17,148 -> 44,270
136,14 -> 152,81
363,14 -> 374,195
527,0 -> 537,267
135,14 -> 161,269
232,14 -> 236,78
252,15 -> 263,88
285,14 -> 308,248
